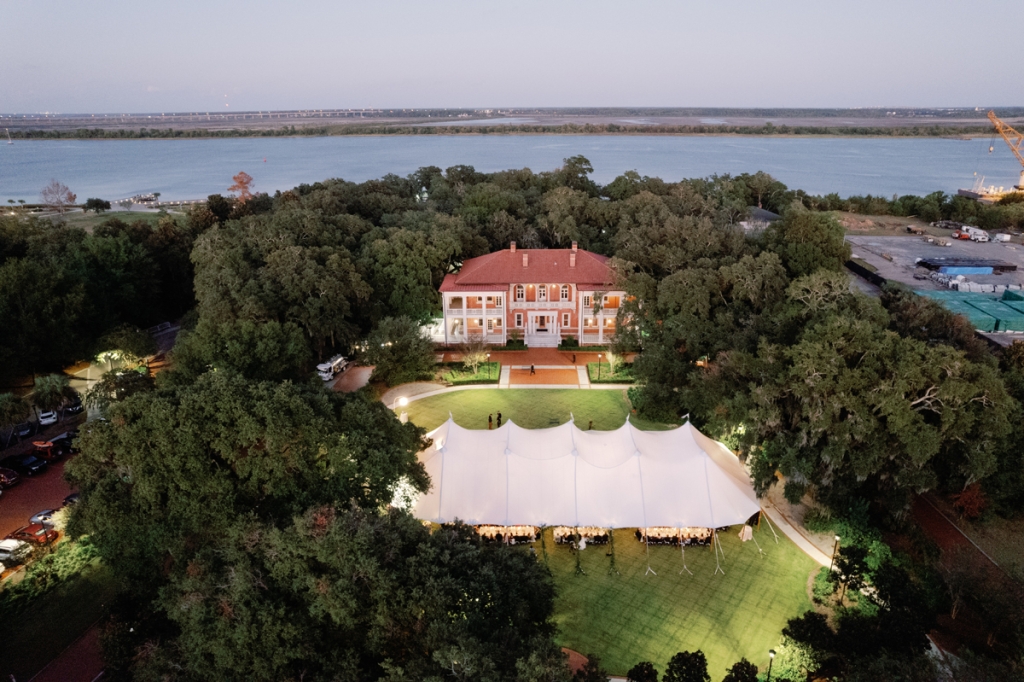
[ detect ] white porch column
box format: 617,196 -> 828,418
578,289 -> 583,341
598,313 -> 604,344
482,294 -> 488,343
443,294 -> 449,346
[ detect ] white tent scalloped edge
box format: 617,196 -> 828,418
411,417 -> 761,529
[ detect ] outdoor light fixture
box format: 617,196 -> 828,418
487,353 -> 491,379
830,535 -> 841,572
598,353 -> 602,381
767,650 -> 776,682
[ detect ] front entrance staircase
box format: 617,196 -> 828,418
524,333 -> 559,348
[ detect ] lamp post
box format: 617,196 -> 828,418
830,535 -> 841,572
487,353 -> 491,379
766,649 -> 776,682
597,353 -> 602,381
396,396 -> 409,424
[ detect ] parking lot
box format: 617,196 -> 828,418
0,416 -> 85,575
848,233 -> 1024,290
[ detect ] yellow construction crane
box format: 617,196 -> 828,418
987,110 -> 1024,190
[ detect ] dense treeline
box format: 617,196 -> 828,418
0,214 -> 201,384
797,188 -> 1024,230
8,123 -> 996,139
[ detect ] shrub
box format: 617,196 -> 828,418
812,566 -> 833,604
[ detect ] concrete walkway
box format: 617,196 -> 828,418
759,499 -> 831,567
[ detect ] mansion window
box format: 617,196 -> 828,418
562,312 -> 570,327
583,294 -> 592,307
515,285 -> 525,301
515,313 -> 523,327
560,285 -> 570,301
486,295 -> 503,307
538,286 -> 547,302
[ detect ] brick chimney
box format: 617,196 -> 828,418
570,251 -> 576,267
571,241 -> 578,252
522,252 -> 529,267
510,241 -> 516,253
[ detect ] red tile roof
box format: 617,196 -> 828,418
440,248 -> 615,292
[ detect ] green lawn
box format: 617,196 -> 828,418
544,526 -> 815,677
406,390 -> 816,676
404,388 -> 674,432
0,560 -> 117,680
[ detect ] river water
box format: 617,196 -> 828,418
1,135 -> 1018,203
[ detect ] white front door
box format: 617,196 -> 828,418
529,312 -> 558,335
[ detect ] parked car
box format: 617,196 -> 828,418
62,492 -> 80,507
50,431 -> 79,456
0,454 -> 48,476
38,410 -> 58,427
32,441 -> 62,462
30,509 -> 58,528
6,524 -> 58,545
0,466 -> 20,488
13,421 -> 35,439
64,396 -> 84,415
0,538 -> 31,566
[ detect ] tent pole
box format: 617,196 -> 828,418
574,526 -> 586,576
644,534 -> 656,576
713,529 -> 725,576
607,528 -> 619,576
540,525 -> 549,566
751,529 -> 765,558
760,507 -> 781,544
679,533 -> 693,576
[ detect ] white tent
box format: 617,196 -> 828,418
411,418 -> 761,529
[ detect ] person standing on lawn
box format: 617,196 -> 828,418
488,414 -> 493,429
497,412 -> 502,427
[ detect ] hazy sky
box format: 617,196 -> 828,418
3,0 -> 1021,113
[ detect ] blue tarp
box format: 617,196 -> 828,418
938,266 -> 994,275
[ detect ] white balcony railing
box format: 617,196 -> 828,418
509,300 -> 575,310
446,306 -> 504,315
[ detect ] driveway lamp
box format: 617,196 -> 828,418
487,353 -> 491,379
394,396 -> 409,411
767,649 -> 776,682
597,353 -> 602,381
830,535 -> 841,572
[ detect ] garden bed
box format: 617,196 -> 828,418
587,362 -> 636,383
443,362 -> 501,385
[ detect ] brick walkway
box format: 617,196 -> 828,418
29,624 -> 104,682
509,368 -> 580,385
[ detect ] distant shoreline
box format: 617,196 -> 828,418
3,125 -> 998,141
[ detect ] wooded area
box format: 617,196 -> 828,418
4,159 -> 1024,679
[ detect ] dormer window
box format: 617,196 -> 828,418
560,285 -> 570,301
515,285 -> 525,301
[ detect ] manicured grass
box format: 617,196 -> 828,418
543,525 -> 816,676
404,388 -> 674,432
57,209 -> 179,232
0,560 -> 117,680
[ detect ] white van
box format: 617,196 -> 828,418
317,355 -> 348,382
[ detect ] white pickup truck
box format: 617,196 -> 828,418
317,355 -> 349,382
